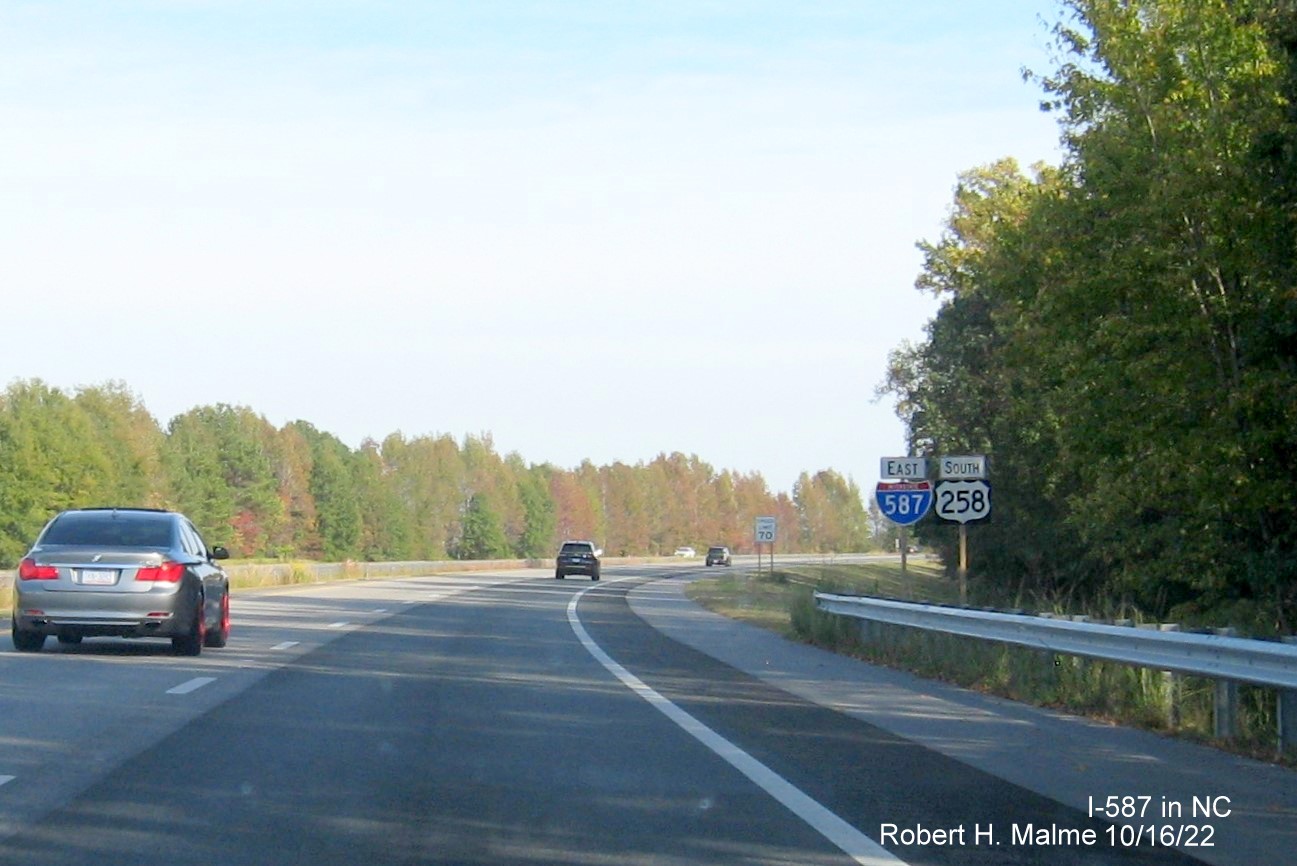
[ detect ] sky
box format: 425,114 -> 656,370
1,1 -> 1065,497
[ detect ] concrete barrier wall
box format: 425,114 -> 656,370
0,554 -> 675,598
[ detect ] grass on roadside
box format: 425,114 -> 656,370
775,558 -> 956,603
683,568 -> 799,634
684,557 -> 955,633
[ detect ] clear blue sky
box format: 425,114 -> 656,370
1,1 -> 1064,495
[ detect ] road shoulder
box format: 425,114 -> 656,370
628,574 -> 1297,866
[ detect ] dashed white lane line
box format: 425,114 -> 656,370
327,621 -> 349,629
372,608 -> 388,613
166,677 -> 216,695
0,776 -> 14,787
271,641 -> 300,651
567,581 -> 902,866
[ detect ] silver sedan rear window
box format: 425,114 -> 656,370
41,514 -> 173,548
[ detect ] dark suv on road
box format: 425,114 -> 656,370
555,541 -> 602,581
705,546 -> 732,566
12,507 -> 231,655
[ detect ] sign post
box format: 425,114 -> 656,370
934,455 -> 990,604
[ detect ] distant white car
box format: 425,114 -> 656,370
673,546 -> 696,557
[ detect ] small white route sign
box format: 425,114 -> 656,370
754,516 -> 777,543
938,455 -> 986,479
933,479 -> 993,524
880,456 -> 927,480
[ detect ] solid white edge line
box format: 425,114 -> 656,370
566,581 -> 903,866
0,775 -> 14,786
271,641 -> 300,650
327,621 -> 349,629
166,677 -> 216,695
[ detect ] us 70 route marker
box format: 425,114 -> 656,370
754,516 -> 776,575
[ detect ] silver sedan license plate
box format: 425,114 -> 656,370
77,569 -> 118,586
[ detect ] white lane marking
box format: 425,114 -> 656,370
271,641 -> 300,650
372,608 -> 388,613
0,776 -> 14,786
166,677 -> 216,695
567,583 -> 903,866
327,621 -> 349,629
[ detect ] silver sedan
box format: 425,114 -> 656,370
11,507 -> 231,655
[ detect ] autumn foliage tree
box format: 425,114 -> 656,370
0,380 -> 872,567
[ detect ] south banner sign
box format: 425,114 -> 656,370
875,480 -> 933,527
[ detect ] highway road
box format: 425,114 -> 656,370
0,564 -> 1292,865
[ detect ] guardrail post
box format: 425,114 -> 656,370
1212,628 -> 1239,740
1155,624 -> 1182,728
1281,637 -> 1297,759
1035,613 -> 1060,692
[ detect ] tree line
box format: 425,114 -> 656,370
882,0 -> 1297,633
0,379 -> 872,566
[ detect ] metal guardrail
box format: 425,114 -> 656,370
815,592 -> 1297,690
816,592 -> 1297,752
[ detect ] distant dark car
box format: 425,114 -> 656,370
705,546 -> 732,566
12,507 -> 231,655
555,540 -> 602,581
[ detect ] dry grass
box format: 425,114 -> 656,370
684,569 -> 797,634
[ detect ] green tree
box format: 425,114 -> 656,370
457,492 -> 511,560
884,0 -> 1297,628
354,438 -> 415,561
271,423 -> 322,557
883,159 -> 1091,602
793,469 -> 869,553
0,380 -> 115,563
381,432 -> 464,560
292,422 -> 362,560
1034,0 -> 1297,624
73,381 -> 170,508
165,405 -> 285,555
516,465 -> 557,558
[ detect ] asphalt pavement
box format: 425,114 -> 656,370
0,566 -> 1292,865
